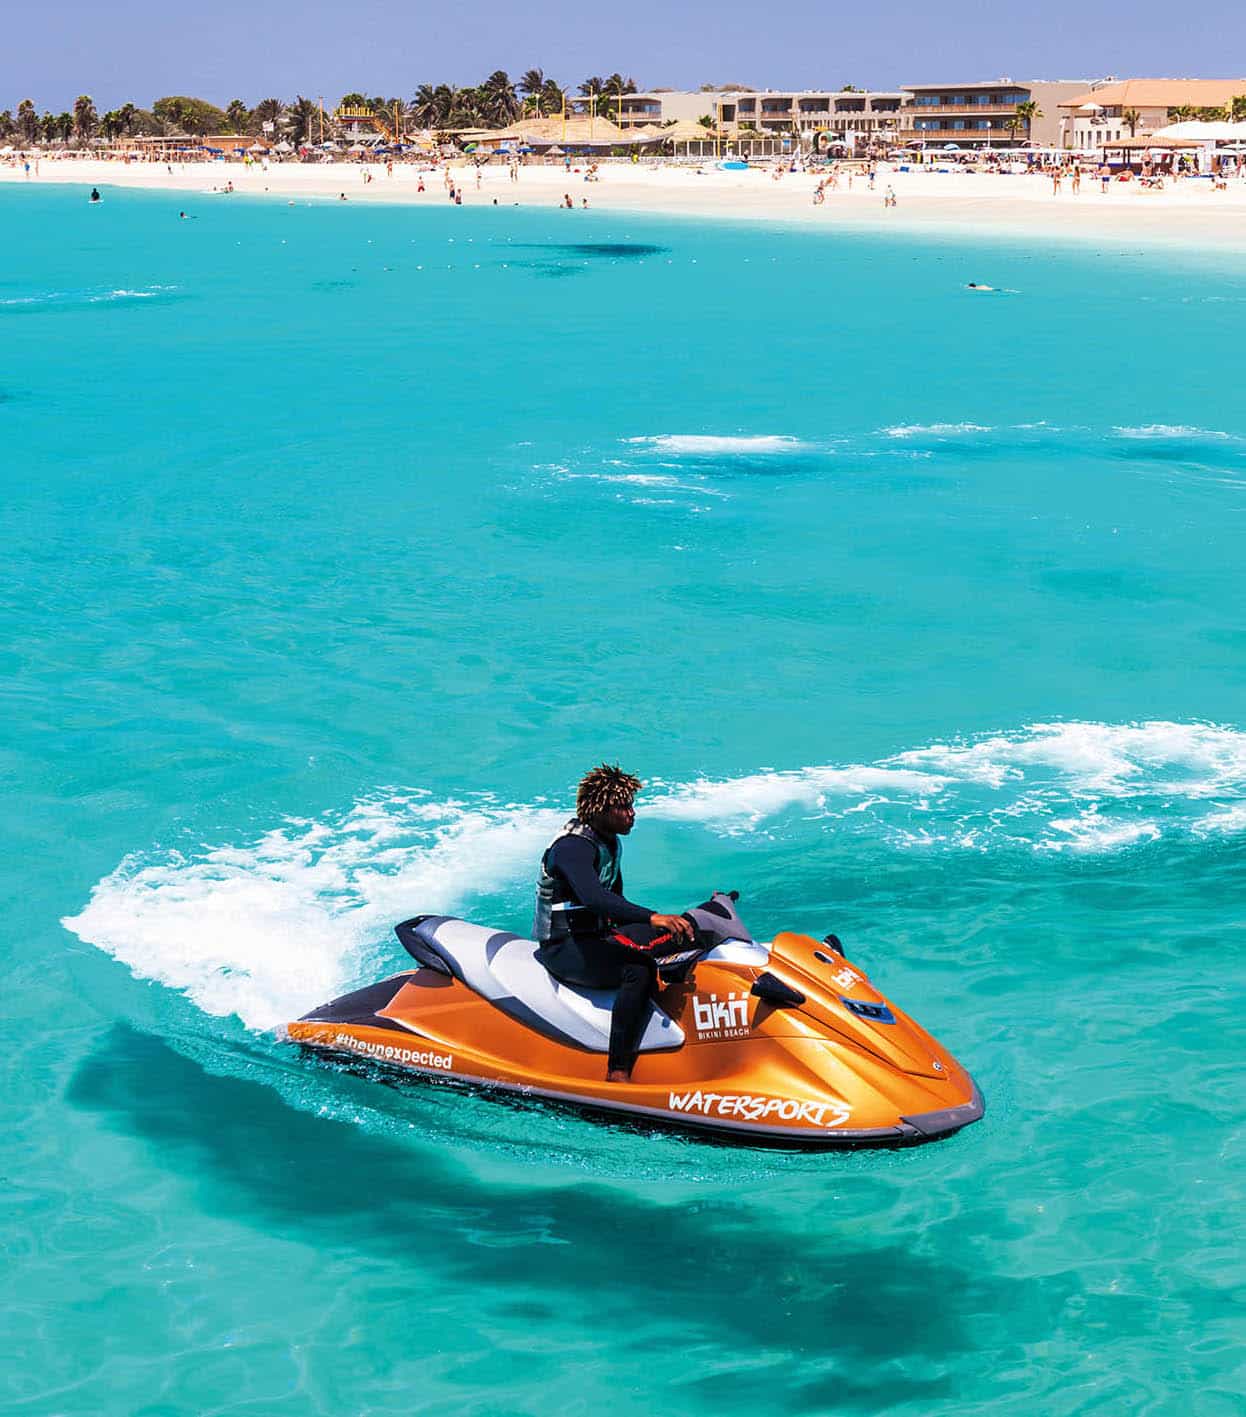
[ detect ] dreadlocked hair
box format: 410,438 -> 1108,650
576,763 -> 643,823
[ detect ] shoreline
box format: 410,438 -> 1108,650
5,156 -> 1246,255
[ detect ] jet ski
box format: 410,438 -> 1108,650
285,892 -> 984,1147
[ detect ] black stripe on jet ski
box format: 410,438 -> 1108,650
298,974 -> 413,1027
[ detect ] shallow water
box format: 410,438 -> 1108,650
4,183 -> 1245,1415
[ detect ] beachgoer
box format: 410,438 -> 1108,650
89,188 -> 101,202
417,175 -> 425,192
966,283 -> 995,291
454,190 -> 462,205
884,185 -> 897,209
563,192 -> 573,209
533,765 -> 694,1083
581,197 -> 589,208
475,170 -> 482,190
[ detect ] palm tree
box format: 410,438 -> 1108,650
479,70 -> 519,125
1014,98 -> 1041,139
224,98 -> 250,132
1167,104 -> 1195,123
72,94 -> 97,142
411,84 -> 450,127
1004,114 -> 1023,143
55,112 -> 74,143
39,112 -> 56,142
1122,107 -> 1141,137
540,79 -> 566,118
17,99 -> 38,144
579,75 -> 606,99
372,96 -> 410,141
598,72 -> 637,124
117,102 -> 137,136
519,68 -> 546,112
251,97 -> 285,136
285,95 -> 318,146
0,111 -> 14,140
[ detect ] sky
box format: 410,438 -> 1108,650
4,0 -> 1246,111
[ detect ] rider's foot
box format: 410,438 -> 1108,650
605,1069 -> 632,1084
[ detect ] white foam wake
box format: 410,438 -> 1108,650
881,422 -> 994,439
627,435 -> 807,455
63,721 -> 1246,1031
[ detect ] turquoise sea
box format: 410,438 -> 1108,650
3,182 -> 1244,1414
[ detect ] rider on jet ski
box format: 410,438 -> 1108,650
534,765 -> 693,1083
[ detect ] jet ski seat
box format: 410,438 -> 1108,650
398,916 -> 684,1055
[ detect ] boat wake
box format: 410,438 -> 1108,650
63,721 -> 1246,1032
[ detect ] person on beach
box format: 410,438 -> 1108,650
534,765 -> 693,1083
884,185 -> 897,208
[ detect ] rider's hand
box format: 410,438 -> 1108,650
650,912 -> 693,942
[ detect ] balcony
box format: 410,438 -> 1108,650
903,103 -> 1021,118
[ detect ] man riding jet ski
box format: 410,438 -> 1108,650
286,767 -> 985,1148
533,763 -> 698,1082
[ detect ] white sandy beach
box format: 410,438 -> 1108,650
5,154 -> 1246,251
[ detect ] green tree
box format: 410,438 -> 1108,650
16,98 -> 38,144
338,92 -> 370,110
152,96 -> 228,135
1167,104 -> 1195,122
72,94 -> 97,141
1231,94 -> 1246,122
479,70 -> 519,125
519,68 -> 546,113
372,96 -> 410,140
1122,106 -> 1140,136
224,98 -> 250,132
251,97 -> 285,135
56,112 -> 74,142
1015,98 -> 1042,137
0,110 -> 13,139
285,95 -> 318,146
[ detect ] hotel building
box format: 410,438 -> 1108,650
616,89 -> 905,144
898,80 -> 1090,149
1057,78 -> 1246,148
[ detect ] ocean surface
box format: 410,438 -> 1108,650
3,180 -> 1244,1415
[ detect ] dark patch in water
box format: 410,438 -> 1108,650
515,242 -> 668,260
64,1023 -> 1073,1412
310,278 -> 359,292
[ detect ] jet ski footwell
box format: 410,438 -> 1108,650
285,894 -> 984,1148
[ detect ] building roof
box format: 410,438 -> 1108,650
902,80 -> 1028,92
1061,78 -> 1246,110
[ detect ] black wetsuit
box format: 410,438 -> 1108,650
534,833 -> 661,1074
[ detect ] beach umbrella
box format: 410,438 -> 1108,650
942,143 -> 961,150
247,143 -> 267,153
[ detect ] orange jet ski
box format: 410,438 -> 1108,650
286,892 -> 983,1147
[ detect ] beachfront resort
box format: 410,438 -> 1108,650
4,72 -> 1246,169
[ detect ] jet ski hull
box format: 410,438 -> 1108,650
286,911 -> 984,1148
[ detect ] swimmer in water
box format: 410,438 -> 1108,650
89,188 -> 101,202
966,283 -> 996,291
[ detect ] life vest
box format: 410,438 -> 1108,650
532,817 -> 622,942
